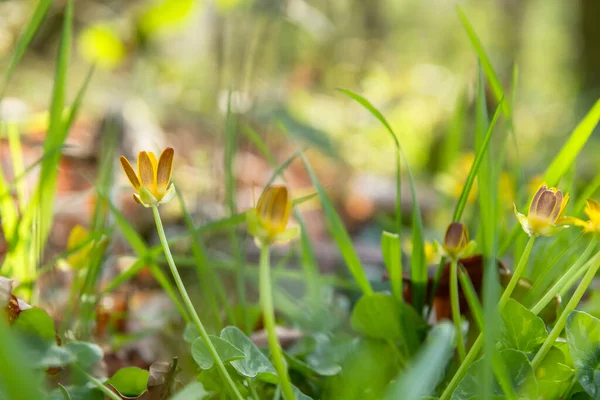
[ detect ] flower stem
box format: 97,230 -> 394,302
151,206 -> 243,400
259,244 -> 296,400
531,236 -> 599,314
498,235 -> 536,309
450,258 -> 466,361
532,250 -> 600,369
439,235 -> 536,400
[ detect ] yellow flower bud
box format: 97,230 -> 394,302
439,222 -> 476,260
247,185 -> 298,246
514,184 -> 569,237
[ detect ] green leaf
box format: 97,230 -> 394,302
453,349 -> 538,399
171,382 -> 211,400
49,386 -> 103,400
500,299 -> 548,356
381,231 -> 402,303
566,311 -> 600,399
457,7 -> 509,117
543,99 -> 600,187
220,326 -> 277,379
191,335 -> 245,370
351,293 -> 402,340
452,99 -> 503,221
536,347 -> 574,400
0,0 -> 53,100
291,144 -> 373,295
12,308 -> 56,340
184,323 -> 200,344
106,367 -> 150,397
64,342 -> 103,370
384,322 -> 456,400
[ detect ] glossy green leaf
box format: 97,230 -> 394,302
453,349 -> 538,399
106,367 -> 149,397
64,342 -> 103,370
191,335 -> 245,370
500,299 -> 547,356
567,311 -> 600,399
220,326 -> 277,379
536,347 -> 574,400
13,308 -> 56,341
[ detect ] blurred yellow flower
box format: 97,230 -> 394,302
247,185 -> 298,246
562,199 -> 600,234
67,225 -> 92,269
78,23 -> 125,69
120,148 -> 175,208
403,239 -> 439,265
514,183 -> 569,237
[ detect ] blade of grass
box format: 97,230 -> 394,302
6,123 -> 27,211
336,89 -> 427,310
382,231 -> 402,303
0,0 -> 53,101
175,186 -> 233,329
543,98 -> 600,187
457,7 -> 510,118
440,88 -> 468,171
283,134 -> 373,295
224,94 -> 248,333
384,322 -> 455,400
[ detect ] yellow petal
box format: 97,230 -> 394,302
67,225 -> 89,251
585,198 -> 600,220
138,151 -> 155,188
147,151 -> 158,173
157,147 -> 174,191
120,156 -> 141,190
556,192 -> 569,220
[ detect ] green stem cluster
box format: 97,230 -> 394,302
259,244 -> 296,400
449,258 -> 466,361
440,235 -> 536,400
151,206 -> 243,400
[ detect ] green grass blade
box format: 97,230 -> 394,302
224,92 -> 248,333
0,162 -> 18,245
457,7 -> 509,117
337,89 -> 427,309
102,192 -> 148,256
543,98 -> 600,187
6,123 -> 27,211
64,65 -> 95,132
0,0 -> 53,101
289,144 -> 373,295
101,258 -> 146,294
175,186 -> 234,329
381,231 -> 402,303
384,322 -> 455,400
243,125 -> 277,166
452,99 -> 504,221
440,89 -> 468,171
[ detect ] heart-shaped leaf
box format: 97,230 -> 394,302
567,311 -> 600,399
191,335 -> 244,370
500,299 -> 547,356
219,326 -> 277,379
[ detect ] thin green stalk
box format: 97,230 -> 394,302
450,259 -> 466,361
259,244 -> 296,400
559,256 -> 597,298
151,206 -> 243,400
439,335 -> 483,400
246,378 -> 260,400
498,235 -> 536,309
532,250 -> 600,369
440,235 -> 535,400
531,237 -> 598,314
72,364 -> 121,400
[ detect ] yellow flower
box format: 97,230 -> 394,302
437,222 -> 476,260
120,147 -> 175,207
514,183 -> 569,237
247,185 -> 298,246
66,225 -> 93,269
563,199 -> 600,234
